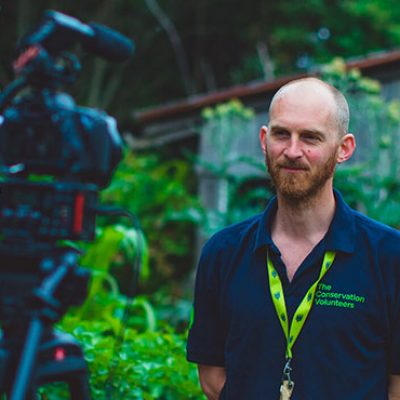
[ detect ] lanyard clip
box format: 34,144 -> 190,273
282,358 -> 294,388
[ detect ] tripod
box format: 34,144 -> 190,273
0,246 -> 91,400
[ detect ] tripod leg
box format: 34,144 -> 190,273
0,345 -> 10,397
28,386 -> 39,400
69,373 -> 91,400
10,318 -> 43,400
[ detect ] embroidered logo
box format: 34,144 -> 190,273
314,283 -> 366,309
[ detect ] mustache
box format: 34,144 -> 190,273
277,161 -> 309,170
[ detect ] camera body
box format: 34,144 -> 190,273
0,91 -> 122,188
0,10 -> 132,243
0,91 -> 121,241
0,180 -> 98,241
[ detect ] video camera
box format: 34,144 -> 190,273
0,10 -> 134,243
0,10 -> 134,399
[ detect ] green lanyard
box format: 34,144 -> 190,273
267,250 -> 336,360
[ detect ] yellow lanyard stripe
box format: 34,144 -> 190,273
267,251 -> 335,359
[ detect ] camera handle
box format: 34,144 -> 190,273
7,250 -> 91,400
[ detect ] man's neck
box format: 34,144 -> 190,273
271,186 -> 336,281
272,186 -> 336,244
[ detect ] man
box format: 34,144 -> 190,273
187,77 -> 400,399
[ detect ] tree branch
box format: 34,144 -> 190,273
87,58 -> 107,107
256,41 -> 275,81
17,0 -> 33,40
102,65 -> 125,110
145,0 -> 194,95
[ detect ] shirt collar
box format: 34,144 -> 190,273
324,189 -> 356,254
253,196 -> 277,253
253,189 -> 356,254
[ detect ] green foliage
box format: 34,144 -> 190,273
101,150 -> 203,291
55,318 -> 204,399
202,98 -> 255,121
39,316 -> 204,399
38,218 -> 202,399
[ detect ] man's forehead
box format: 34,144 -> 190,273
268,84 -> 339,134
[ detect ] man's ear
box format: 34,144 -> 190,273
260,126 -> 268,154
337,133 -> 356,163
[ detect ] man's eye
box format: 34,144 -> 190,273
274,130 -> 289,137
303,134 -> 321,142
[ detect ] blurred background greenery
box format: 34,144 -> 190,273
1,1 -> 400,398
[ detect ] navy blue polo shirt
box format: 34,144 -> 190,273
187,190 -> 400,399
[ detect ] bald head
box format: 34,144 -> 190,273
269,78 -> 350,137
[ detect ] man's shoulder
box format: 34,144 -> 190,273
334,189 -> 400,245
351,207 -> 400,246
352,207 -> 399,234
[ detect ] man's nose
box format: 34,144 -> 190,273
283,138 -> 303,159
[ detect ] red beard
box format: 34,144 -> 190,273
266,151 -> 337,202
